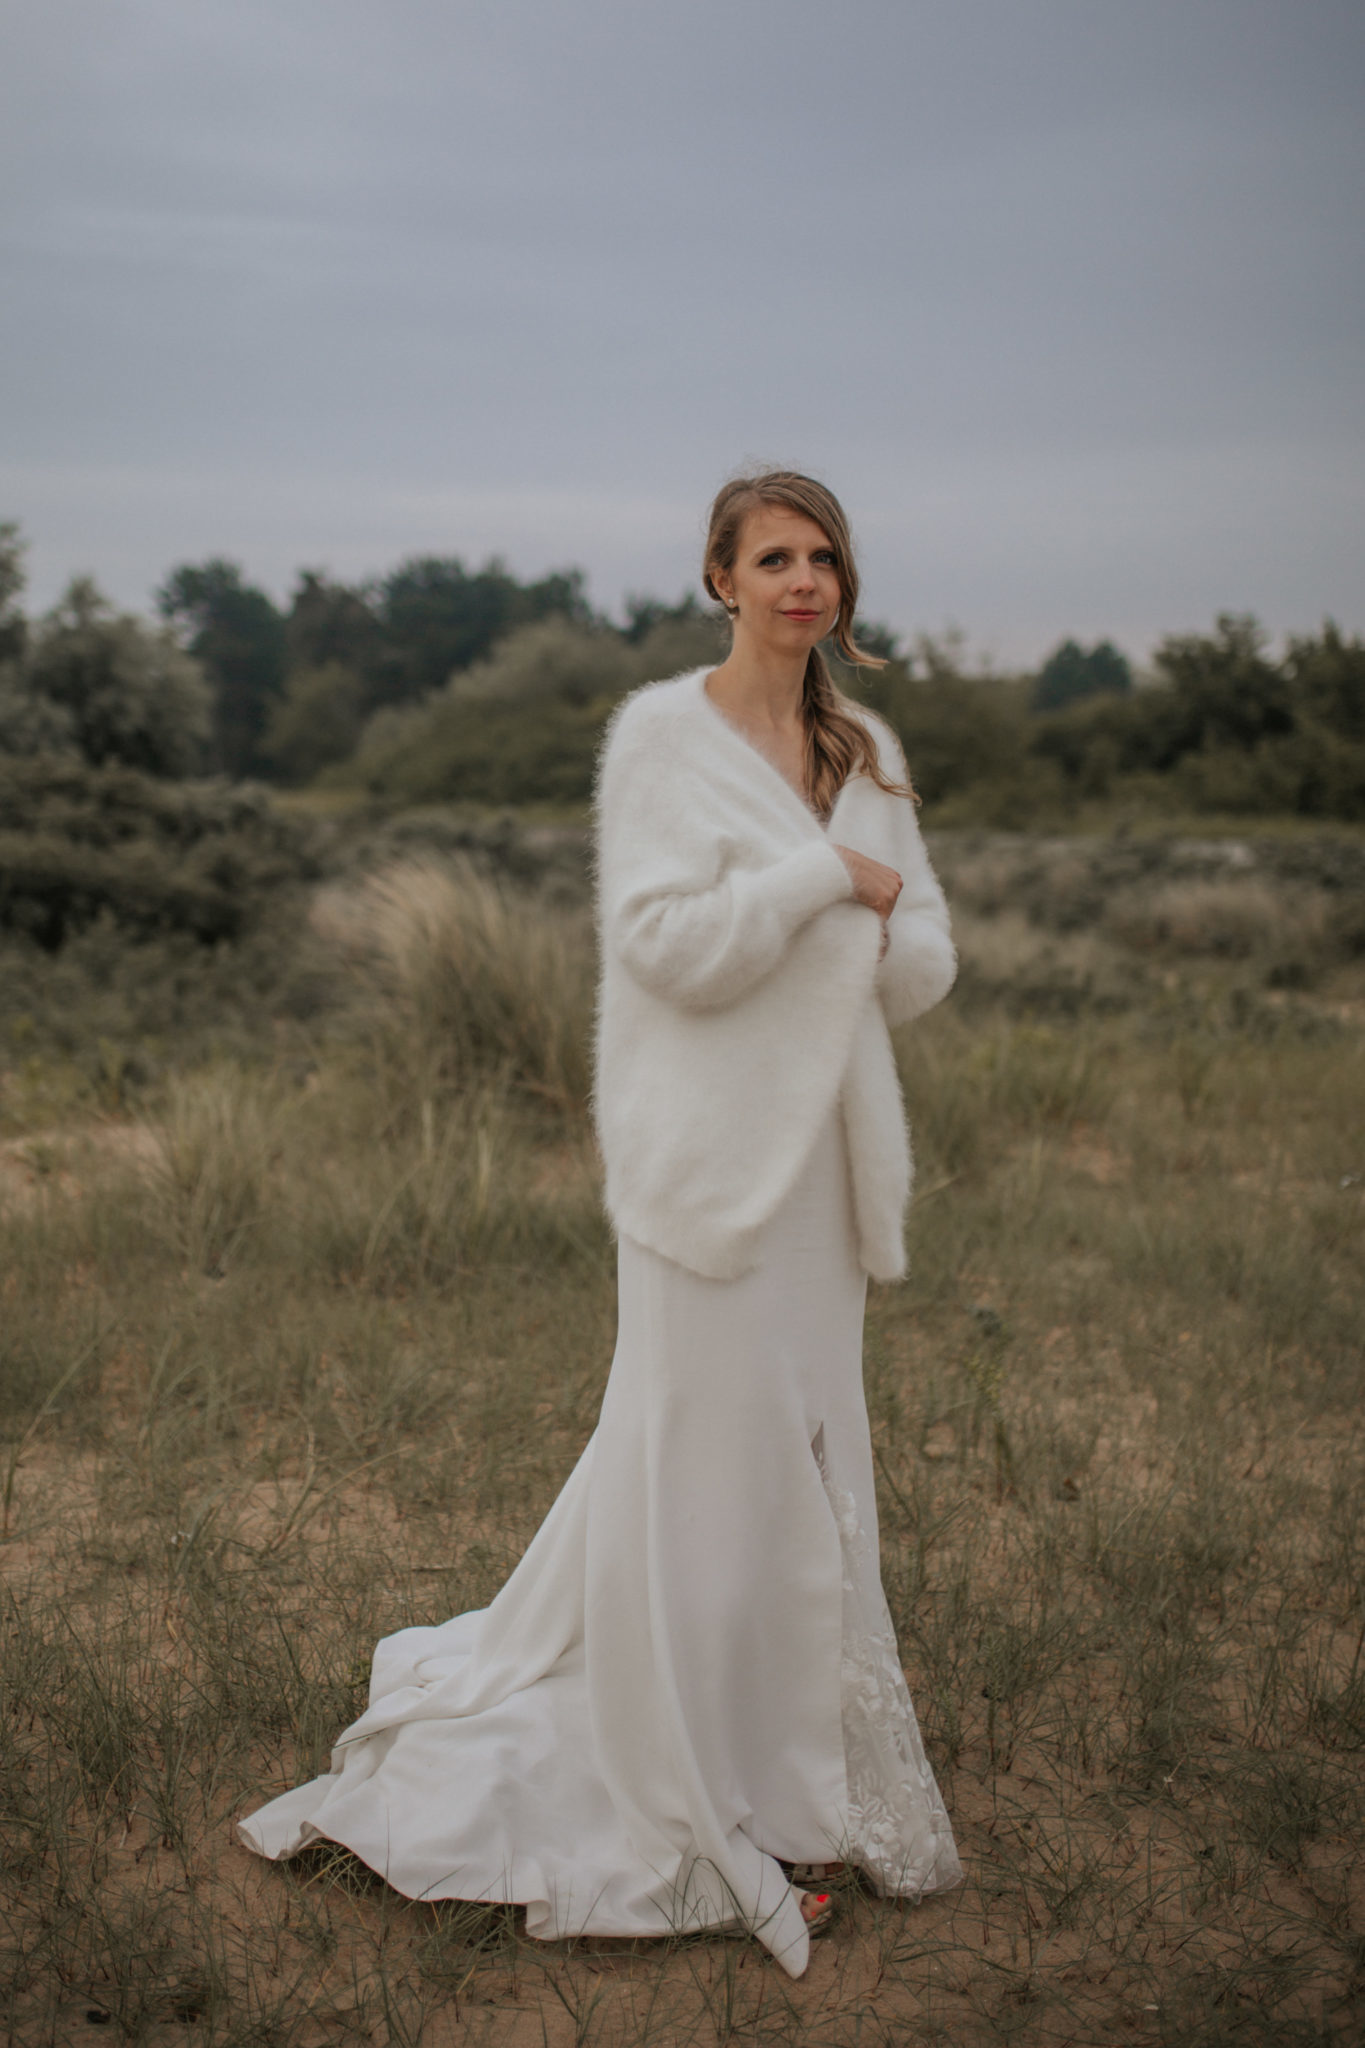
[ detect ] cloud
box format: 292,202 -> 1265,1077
2,0 -> 1363,659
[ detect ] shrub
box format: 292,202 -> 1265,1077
340,612 -> 724,807
855,646 -> 1033,811
1102,878 -> 1317,960
262,663 -> 366,784
0,663 -> 72,757
26,579 -> 213,778
1285,620 -> 1365,741
1174,724 -> 1365,820
1025,620 -> 1365,823
1032,638 -> 1132,713
1151,613 -> 1294,758
0,754 -> 321,949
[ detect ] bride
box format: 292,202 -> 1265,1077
238,468 -> 963,1978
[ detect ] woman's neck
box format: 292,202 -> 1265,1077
703,644 -> 807,739
702,659 -> 825,817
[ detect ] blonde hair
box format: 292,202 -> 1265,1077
702,468 -> 916,815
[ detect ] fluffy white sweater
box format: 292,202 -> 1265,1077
590,666 -> 955,1282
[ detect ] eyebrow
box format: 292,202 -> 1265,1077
751,539 -> 835,557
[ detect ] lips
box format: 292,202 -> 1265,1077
781,610 -> 821,621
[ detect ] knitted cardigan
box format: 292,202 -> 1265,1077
590,665 -> 955,1282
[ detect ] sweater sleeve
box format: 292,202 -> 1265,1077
869,731 -> 957,1029
614,839 -> 858,1009
597,714 -> 860,1011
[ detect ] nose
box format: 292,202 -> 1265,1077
789,555 -> 817,593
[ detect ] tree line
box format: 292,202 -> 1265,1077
1,521 -> 1361,822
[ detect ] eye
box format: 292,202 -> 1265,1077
758,551 -> 786,568
814,550 -> 837,566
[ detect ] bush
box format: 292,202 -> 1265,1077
853,643 -> 1032,810
1174,723 -> 1365,820
1285,620 -> 1365,742
340,612 -> 724,807
0,663 -> 72,757
1023,620 -> 1365,824
26,579 -> 213,777
0,754 -> 321,949
262,663 -> 366,784
1151,613 -> 1294,758
1028,689 -> 1161,792
1102,878 -> 1316,960
1032,638 -> 1132,712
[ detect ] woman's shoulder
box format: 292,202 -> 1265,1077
841,697 -> 909,779
598,667 -> 707,763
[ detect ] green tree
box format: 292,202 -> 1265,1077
285,570 -> 383,683
1150,613 -> 1292,761
26,578 -> 212,777
0,750 -> 320,950
262,662 -> 366,784
370,556 -> 593,706
0,521 -> 27,664
841,632 -> 1038,819
1027,616 -> 1365,820
621,591 -> 710,645
1032,638 -> 1133,713
158,559 -> 287,777
0,668 -> 72,757
0,522 -> 68,755
1283,621 -> 1365,742
340,610 -> 724,806
847,617 -> 902,664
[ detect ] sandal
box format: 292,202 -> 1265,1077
785,1859 -> 850,1886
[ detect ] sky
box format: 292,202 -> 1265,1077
2,0 -> 1362,667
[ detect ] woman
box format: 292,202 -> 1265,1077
238,469 -> 962,1979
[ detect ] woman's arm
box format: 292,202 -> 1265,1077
597,722 -> 860,1010
612,842 -> 858,1009
875,838 -> 955,1027
865,728 -> 956,1029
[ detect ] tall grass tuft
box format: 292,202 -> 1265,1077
328,855 -> 594,1112
145,1064 -> 283,1274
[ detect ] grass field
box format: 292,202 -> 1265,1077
1,829 -> 1362,2046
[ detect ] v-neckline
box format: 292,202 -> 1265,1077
694,668 -> 842,833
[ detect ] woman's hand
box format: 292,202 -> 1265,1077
830,844 -> 903,924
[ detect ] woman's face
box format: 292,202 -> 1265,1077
713,504 -> 843,655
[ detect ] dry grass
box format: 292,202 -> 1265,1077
313,855 -> 594,1112
1,848 -> 1363,2045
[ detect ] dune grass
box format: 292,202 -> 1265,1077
1,846 -> 1362,2045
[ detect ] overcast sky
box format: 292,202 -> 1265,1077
2,0 -> 1362,665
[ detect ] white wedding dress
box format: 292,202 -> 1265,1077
239,1095 -> 962,1976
